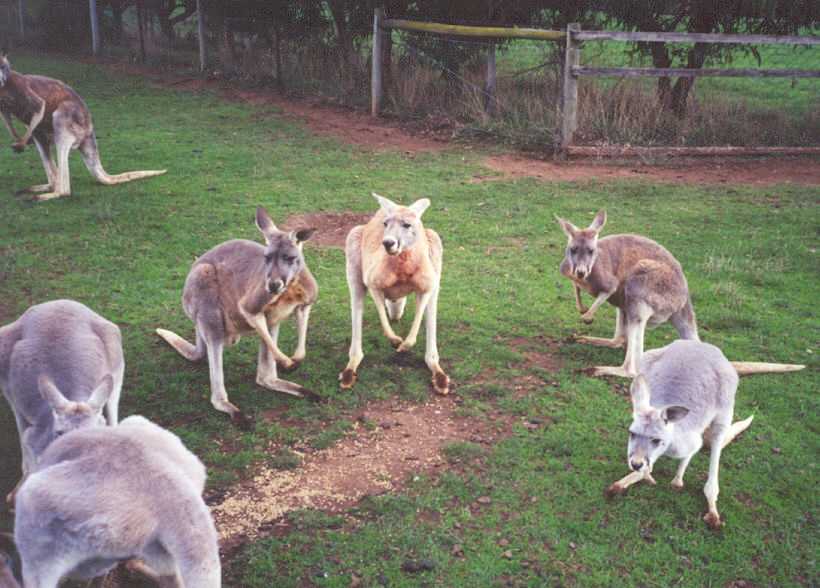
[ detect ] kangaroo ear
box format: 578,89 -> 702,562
38,375 -> 70,413
291,228 -> 316,244
372,192 -> 397,214
661,405 -> 689,424
86,375 -> 114,412
555,215 -> 578,239
630,374 -> 651,413
255,206 -> 278,242
589,210 -> 607,233
408,198 -> 430,218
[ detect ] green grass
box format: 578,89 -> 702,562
0,53 -> 818,587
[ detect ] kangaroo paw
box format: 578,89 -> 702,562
339,368 -> 357,389
432,371 -> 450,395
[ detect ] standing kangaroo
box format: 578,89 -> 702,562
0,300 -> 123,504
0,53 -> 165,201
157,206 -> 317,427
605,340 -> 755,529
339,193 -> 449,395
12,415 -> 221,587
557,210 -> 805,377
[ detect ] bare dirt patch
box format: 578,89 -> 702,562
280,211 -> 372,249
507,335 -> 565,374
479,154 -> 820,187
210,395 -> 511,553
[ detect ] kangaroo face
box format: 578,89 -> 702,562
263,233 -> 306,295
0,55 -> 10,87
381,209 -> 422,256
556,210 -> 607,280
51,403 -> 107,439
626,375 -> 689,473
255,206 -> 315,296
372,192 -> 431,256
39,375 -> 113,441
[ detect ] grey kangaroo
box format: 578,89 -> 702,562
157,206 -> 318,427
12,415 -> 220,587
557,210 -> 804,377
605,340 -> 755,529
0,300 -> 123,504
0,53 -> 165,201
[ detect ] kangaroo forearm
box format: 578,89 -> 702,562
18,101 -> 44,143
573,284 -> 588,313
582,291 -> 613,319
1,111 -> 20,140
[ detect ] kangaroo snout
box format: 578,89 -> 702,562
383,238 -> 398,254
268,279 -> 284,294
575,268 -> 587,279
630,460 -> 646,472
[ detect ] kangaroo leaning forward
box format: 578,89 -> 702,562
157,206 -> 318,428
340,193 -> 449,395
12,416 -> 220,587
556,210 -> 805,378
0,53 -> 165,201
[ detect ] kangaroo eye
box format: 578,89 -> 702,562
283,255 -> 296,264
570,247 -> 578,254
383,220 -> 388,227
629,432 -> 636,440
264,252 -> 274,263
402,222 -> 411,229
587,248 -> 594,255
651,438 -> 662,446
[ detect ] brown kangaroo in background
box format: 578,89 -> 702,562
0,53 -> 165,201
557,210 -> 805,377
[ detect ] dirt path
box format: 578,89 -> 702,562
210,396 -> 511,553
103,60 -> 820,188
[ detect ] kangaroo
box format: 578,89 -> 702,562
12,415 -> 220,587
157,206 -> 318,428
0,300 -> 123,504
339,193 -> 449,395
0,53 -> 165,201
605,340 -> 758,529
556,209 -> 698,378
555,210 -> 805,378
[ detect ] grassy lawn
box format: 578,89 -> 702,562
0,53 -> 817,587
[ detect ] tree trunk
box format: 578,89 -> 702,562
326,0 -> 354,90
650,43 -> 672,110
669,42 -> 708,118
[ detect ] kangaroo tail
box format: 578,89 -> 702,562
156,328 -> 205,362
80,133 -> 166,186
722,415 -> 754,449
731,361 -> 806,376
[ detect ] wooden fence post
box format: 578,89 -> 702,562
371,7 -> 384,117
485,43 -> 497,115
559,23 -> 580,155
89,0 -> 100,55
196,0 -> 207,72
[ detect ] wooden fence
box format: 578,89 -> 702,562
370,11 -> 820,156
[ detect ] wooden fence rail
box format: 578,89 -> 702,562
575,30 -> 820,46
369,12 -> 820,156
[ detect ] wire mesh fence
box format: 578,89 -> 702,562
2,1 -> 817,150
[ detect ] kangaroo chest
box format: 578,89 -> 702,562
371,252 -> 429,300
263,280 -> 309,325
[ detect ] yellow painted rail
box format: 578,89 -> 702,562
381,18 -> 566,42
